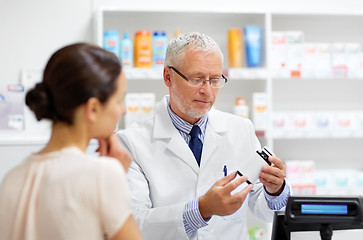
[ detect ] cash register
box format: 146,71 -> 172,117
271,196 -> 363,240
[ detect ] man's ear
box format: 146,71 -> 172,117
85,97 -> 101,122
163,66 -> 172,87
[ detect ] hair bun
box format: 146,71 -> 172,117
25,83 -> 55,121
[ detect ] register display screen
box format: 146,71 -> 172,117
301,204 -> 348,215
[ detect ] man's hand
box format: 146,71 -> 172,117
199,171 -> 253,219
97,134 -> 132,172
259,156 -> 286,196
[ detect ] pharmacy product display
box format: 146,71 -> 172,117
103,29 -> 167,70
124,93 -> 156,128
227,27 -> 263,68
244,26 -> 263,68
271,31 -> 363,78
97,10 -> 363,185
0,84 -> 24,130
103,27 -> 266,70
134,30 -> 152,68
152,31 -> 167,68
286,159 -> 363,198
120,32 -> 133,68
233,96 -> 249,119
103,30 -> 120,58
272,111 -> 363,139
227,28 -> 243,68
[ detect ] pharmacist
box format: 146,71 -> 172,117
117,32 -> 290,240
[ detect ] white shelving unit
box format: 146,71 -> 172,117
95,8 -> 363,170
96,9 -> 271,146
3,3 -> 362,200
95,9 -> 363,236
270,13 -> 363,169
95,8 -> 274,234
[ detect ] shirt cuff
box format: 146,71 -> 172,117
264,179 -> 291,210
182,198 -> 209,238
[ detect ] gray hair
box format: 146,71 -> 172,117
164,32 -> 223,68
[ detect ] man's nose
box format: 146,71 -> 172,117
199,80 -> 213,93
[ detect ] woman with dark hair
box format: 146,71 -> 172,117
0,43 -> 143,240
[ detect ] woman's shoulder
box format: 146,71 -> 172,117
74,151 -> 126,178
47,147 -> 126,180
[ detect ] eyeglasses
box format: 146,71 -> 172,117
168,66 -> 227,88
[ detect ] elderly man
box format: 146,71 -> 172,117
118,32 -> 290,240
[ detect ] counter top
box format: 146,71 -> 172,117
0,131 -> 50,145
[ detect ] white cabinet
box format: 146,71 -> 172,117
0,135 -> 99,182
96,9 -> 270,144
95,9 -> 363,168
96,10 -> 267,69
91,6 -> 363,238
270,14 -> 363,169
96,9 -> 269,113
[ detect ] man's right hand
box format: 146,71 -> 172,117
198,171 -> 253,219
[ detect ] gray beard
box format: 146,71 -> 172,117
172,86 -> 211,120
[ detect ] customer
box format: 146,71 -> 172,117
117,32 -> 291,240
0,43 -> 143,240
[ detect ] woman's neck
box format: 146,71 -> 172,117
39,122 -> 90,154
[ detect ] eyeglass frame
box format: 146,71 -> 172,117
168,66 -> 228,88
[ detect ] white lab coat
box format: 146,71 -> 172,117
117,96 -> 276,240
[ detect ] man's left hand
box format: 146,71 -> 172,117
259,156 -> 286,196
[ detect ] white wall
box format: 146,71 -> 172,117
0,0 -> 93,84
97,0 -> 363,13
0,0 -> 94,181
1,0 -> 363,84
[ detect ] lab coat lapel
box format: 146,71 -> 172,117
153,97 -> 199,174
167,132 -> 199,174
200,125 -> 219,167
200,109 -> 227,169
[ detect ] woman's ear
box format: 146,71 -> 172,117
85,97 -> 101,122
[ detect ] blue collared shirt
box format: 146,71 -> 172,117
166,96 -> 290,238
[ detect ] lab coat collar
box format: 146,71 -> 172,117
153,96 -> 178,139
153,96 -> 228,173
153,96 -> 199,173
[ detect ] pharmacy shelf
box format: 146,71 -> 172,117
228,68 -> 268,80
273,135 -> 363,140
269,13 -> 363,170
231,69 -> 363,81
91,5 -> 363,239
124,68 -> 163,80
0,131 -> 100,147
96,9 -> 267,70
0,131 -> 50,146
271,13 -> 363,43
124,68 -> 269,80
271,71 -> 363,79
0,136 -> 99,184
272,79 -> 363,111
96,9 -> 271,144
273,138 -> 363,169
95,8 -> 363,169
